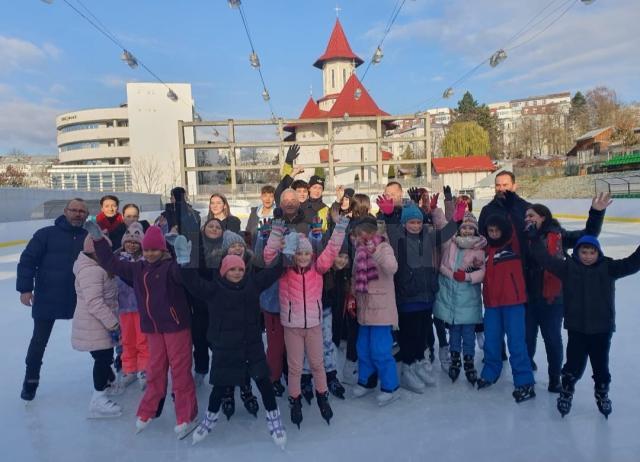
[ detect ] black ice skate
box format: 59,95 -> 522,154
272,379 -> 285,397
476,378 -> 494,390
240,385 -> 259,418
513,384 -> 536,403
557,374 -> 576,418
327,370 -> 345,400
448,351 -> 461,383
463,355 -> 477,385
221,388 -> 235,421
289,395 -> 303,429
595,383 -> 612,419
21,378 -> 39,402
316,390 -> 333,425
301,374 -> 314,405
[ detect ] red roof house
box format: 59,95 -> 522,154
431,156 -> 497,174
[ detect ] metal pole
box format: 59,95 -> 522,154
228,119 -> 237,198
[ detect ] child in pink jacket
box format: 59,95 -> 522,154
264,216 -> 349,428
72,235 -> 121,419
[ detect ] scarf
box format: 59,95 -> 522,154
354,235 -> 383,293
542,231 -> 563,303
96,212 -> 124,234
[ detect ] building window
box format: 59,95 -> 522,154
116,120 -> 128,127
331,69 -> 335,89
342,68 -> 346,85
59,141 -> 100,152
59,123 -> 99,133
89,174 -> 100,190
77,174 -> 88,190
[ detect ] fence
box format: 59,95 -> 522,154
595,175 -> 640,198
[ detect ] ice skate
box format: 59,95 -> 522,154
415,359 -> 436,385
513,384 -> 536,403
240,385 -> 259,418
175,419 -> 198,440
21,378 -> 38,402
266,408 -> 287,448
476,378 -> 494,390
448,351 -> 461,383
400,363 -> 425,394
87,390 -> 122,419
137,371 -> 147,391
327,370 -> 346,399
135,417 -> 151,434
352,384 -> 375,398
221,388 -> 235,421
463,355 -> 477,385
192,411 -> 219,445
288,395 -> 303,429
376,390 -> 400,406
548,376 -> 562,393
439,345 -> 451,371
301,374 -> 314,404
272,379 -> 285,397
118,372 -> 138,388
595,384 -> 612,419
316,390 -> 333,425
342,360 -> 358,385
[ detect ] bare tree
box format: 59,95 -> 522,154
0,165 -> 28,187
131,157 -> 163,194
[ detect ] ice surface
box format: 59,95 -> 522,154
1,217 -> 639,462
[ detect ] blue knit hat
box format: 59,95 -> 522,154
400,203 -> 423,225
573,235 -> 602,256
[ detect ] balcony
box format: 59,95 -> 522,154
57,126 -> 129,146
59,145 -> 130,163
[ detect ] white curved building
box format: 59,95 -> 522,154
51,82 -> 194,194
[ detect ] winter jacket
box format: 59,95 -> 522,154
264,225 -> 346,329
483,237 -> 527,309
116,251 -> 142,313
531,240 -> 640,335
478,193 -> 531,256
180,263 -> 283,386
282,209 -> 311,234
354,241 -> 399,327
71,253 -> 119,352
94,238 -> 190,334
16,215 -> 87,320
302,198 -> 329,231
212,215 -> 241,234
524,208 -> 605,304
434,236 -> 486,325
391,219 -> 459,310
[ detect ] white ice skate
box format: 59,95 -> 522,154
352,384 -> 375,398
175,419 -> 198,440
415,359 -> 436,385
135,417 -> 151,434
439,345 -> 452,372
87,390 -> 122,419
342,360 -> 358,385
376,390 -> 400,406
266,408 -> 287,449
192,411 -> 219,445
400,363 -> 425,394
119,372 -> 138,388
136,371 -> 147,391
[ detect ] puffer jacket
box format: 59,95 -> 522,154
71,253 -> 119,352
434,236 -> 486,325
354,241 -> 399,327
116,251 -> 142,313
264,226 -> 346,329
483,237 -> 527,308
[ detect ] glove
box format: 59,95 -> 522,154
283,232 -> 299,256
173,235 -> 192,265
164,233 -> 178,246
83,220 -> 104,240
334,216 -> 350,234
407,187 -> 421,204
443,185 -> 453,201
257,218 -> 272,240
453,269 -> 466,282
453,200 -> 466,222
345,294 -> 356,318
429,192 -> 440,211
285,144 -> 300,165
376,195 -> 394,215
310,216 -> 323,236
109,325 -> 121,346
525,222 -> 539,240
270,219 -> 286,239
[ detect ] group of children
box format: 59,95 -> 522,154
67,181 -> 639,449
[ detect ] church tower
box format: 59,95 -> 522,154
313,19 -> 363,111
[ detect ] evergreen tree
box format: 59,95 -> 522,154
313,166 -> 325,178
388,165 -> 396,179
453,91 -> 502,158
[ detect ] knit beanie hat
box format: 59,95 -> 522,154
459,212 -> 479,233
573,235 -> 603,256
219,254 -> 246,277
222,230 -> 246,253
400,203 -> 423,225
83,234 -> 111,253
296,234 -> 313,253
343,187 -> 355,198
309,175 -> 325,189
122,222 -> 144,245
142,225 -> 167,251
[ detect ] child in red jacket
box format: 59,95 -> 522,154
477,214 -> 535,403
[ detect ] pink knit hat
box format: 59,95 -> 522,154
219,254 -> 246,277
296,234 -> 313,253
142,225 -> 167,251
83,234 -> 111,253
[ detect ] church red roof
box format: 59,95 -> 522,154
299,96 -> 328,119
432,156 -> 497,174
313,19 -> 364,69
327,74 -> 388,118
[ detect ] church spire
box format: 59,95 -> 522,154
313,18 -> 363,69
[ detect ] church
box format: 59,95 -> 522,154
284,19 -> 395,186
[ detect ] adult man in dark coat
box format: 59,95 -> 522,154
16,198 -> 89,401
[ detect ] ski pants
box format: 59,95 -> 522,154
119,312 -> 149,374
264,311 -> 286,383
357,325 -> 399,393
398,310 -> 429,365
562,330 -> 612,386
190,296 -> 210,375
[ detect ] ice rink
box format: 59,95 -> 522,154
1,216 -> 639,462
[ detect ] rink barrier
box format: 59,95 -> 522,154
0,239 -> 28,248
555,213 -> 640,223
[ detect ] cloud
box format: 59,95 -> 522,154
98,74 -> 138,88
0,99 -> 60,154
0,35 -> 60,74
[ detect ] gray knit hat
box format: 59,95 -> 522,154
222,230 -> 246,252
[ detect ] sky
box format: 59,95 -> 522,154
1,0 -> 638,154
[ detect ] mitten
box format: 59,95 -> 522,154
345,294 -> 356,318
443,185 -> 453,201
334,216 -> 350,234
173,235 -> 192,265
453,200 -> 467,222
258,218 -> 272,240
283,232 -> 299,256
376,195 -> 394,215
453,270 -> 466,282
429,192 -> 440,211
83,220 -> 103,240
408,187 -> 421,204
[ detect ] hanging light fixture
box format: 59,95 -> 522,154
167,89 -> 178,101
228,0 -> 241,8
249,52 -> 260,68
372,46 -> 384,64
354,88 -> 362,100
581,0 -> 595,4
194,112 -> 202,122
262,89 -> 270,101
489,49 -> 507,68
120,50 -> 138,69
41,0 -> 54,4
212,128 -> 220,137
443,87 -> 454,99
343,113 -> 350,121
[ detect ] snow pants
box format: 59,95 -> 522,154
357,325 -> 399,393
284,324 -> 327,397
119,312 -> 149,374
264,311 -> 286,383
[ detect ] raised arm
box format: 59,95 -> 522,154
315,217 -> 348,274
94,237 -> 135,281
263,219 -> 285,265
608,245 -> 640,279
561,194 -> 610,249
371,241 -> 398,276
